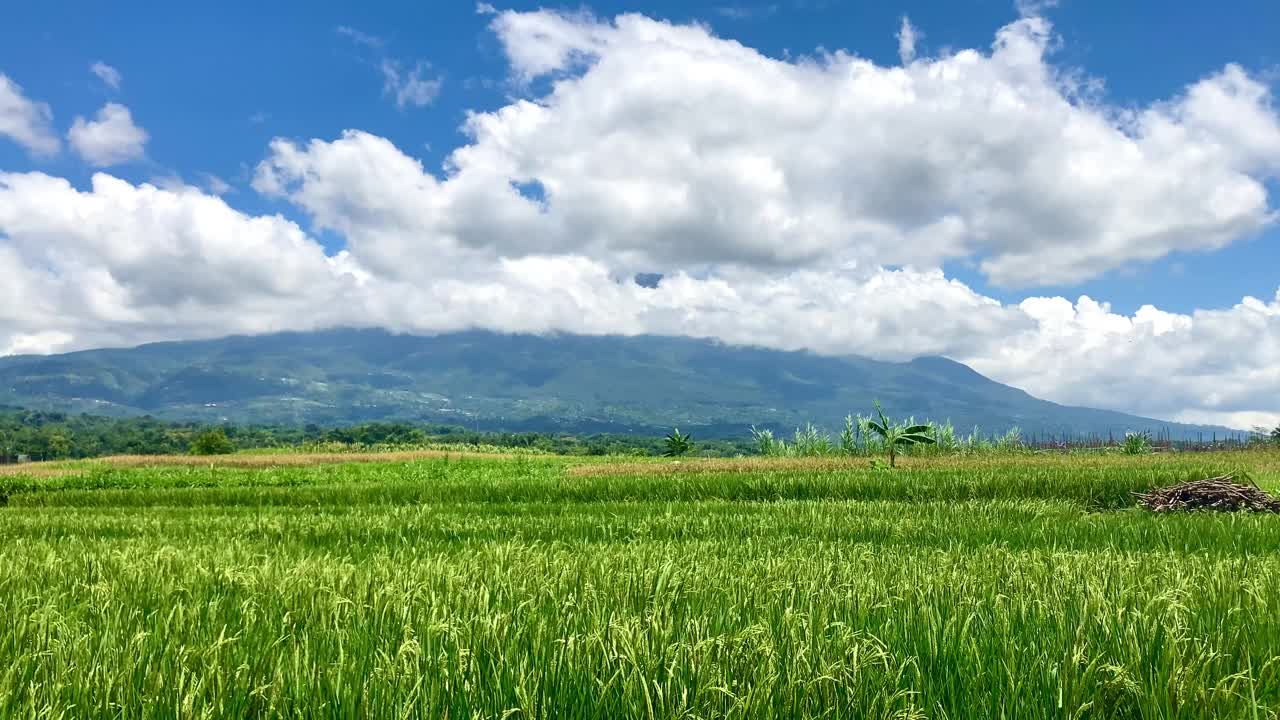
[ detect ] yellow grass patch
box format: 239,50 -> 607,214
87,449 -> 527,469
0,464 -> 80,479
567,456 -> 878,477
566,448 -> 1280,479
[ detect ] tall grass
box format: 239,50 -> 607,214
753,418 -> 1029,458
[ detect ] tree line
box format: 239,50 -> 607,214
0,406 -> 754,461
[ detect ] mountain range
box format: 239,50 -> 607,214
0,329 -> 1235,439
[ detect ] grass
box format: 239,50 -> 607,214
1,449 -> 1279,717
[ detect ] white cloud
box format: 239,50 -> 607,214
380,60 -> 443,109
489,8 -> 612,82
715,5 -> 779,21
1,164 -> 1277,428
897,16 -> 919,64
201,173 -> 233,195
3,168 -> 1280,427
1015,0 -> 1060,18
259,11 -> 1280,288
0,172 -> 358,355
960,293 -> 1280,430
0,74 -> 60,156
336,25 -> 442,109
90,61 -> 122,90
3,11 -> 1280,429
68,103 -> 149,166
336,25 -> 384,48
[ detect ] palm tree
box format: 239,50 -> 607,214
865,401 -> 935,468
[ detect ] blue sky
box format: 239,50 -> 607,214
2,0 -> 1277,313
1,0 -> 1279,428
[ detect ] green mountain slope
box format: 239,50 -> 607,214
0,329 -> 1235,439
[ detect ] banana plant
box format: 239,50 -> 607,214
663,427 -> 693,457
865,401 -> 935,468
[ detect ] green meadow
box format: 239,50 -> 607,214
2,450 -> 1280,718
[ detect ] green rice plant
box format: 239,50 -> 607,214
2,449 -> 1278,718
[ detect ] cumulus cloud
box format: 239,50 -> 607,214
476,10 -> 1278,287
0,172 -> 358,355
0,74 -> 60,156
0,169 -> 1023,361
962,294 -> 1280,429
68,103 -> 149,166
90,61 -> 122,90
3,10 -> 1280,429
5,167 -> 1280,428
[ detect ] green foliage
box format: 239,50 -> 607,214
995,426 -> 1025,452
932,420 -> 959,453
964,425 -> 992,453
792,423 -> 832,457
663,427 -> 693,457
864,401 -> 936,467
189,429 -> 235,456
0,452 -> 1279,717
751,426 -> 786,457
1121,431 -> 1152,455
0,407 -> 763,461
840,415 -> 857,455
746,416 -> 1039,461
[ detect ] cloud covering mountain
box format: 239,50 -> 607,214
1,8 -> 1278,428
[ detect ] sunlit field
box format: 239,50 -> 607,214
3,449 -> 1280,718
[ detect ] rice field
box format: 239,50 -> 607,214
2,450 -> 1280,718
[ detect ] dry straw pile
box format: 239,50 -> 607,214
1137,474 -> 1280,513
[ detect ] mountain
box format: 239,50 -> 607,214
0,328 -> 1235,439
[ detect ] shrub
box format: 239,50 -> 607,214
190,429 -> 235,456
1121,431 -> 1152,455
